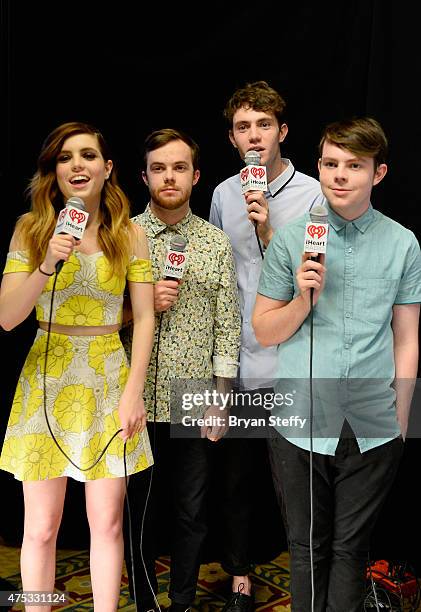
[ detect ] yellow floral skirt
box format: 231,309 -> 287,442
0,330 -> 153,481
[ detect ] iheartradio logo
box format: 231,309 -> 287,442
307,224 -> 327,239
58,209 -> 67,223
240,163 -> 267,194
303,220 -> 328,254
251,166 -> 265,179
169,252 -> 185,266
69,209 -> 86,224
240,168 -> 249,181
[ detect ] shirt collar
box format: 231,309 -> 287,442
327,202 -> 375,234
267,158 -> 295,197
144,203 -> 193,237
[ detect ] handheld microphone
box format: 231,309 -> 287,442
304,205 -> 329,261
241,151 -> 268,257
54,197 -> 89,273
240,150 -> 268,194
163,234 -> 188,280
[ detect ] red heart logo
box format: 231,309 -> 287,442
308,224 -> 326,239
240,168 -> 249,181
251,166 -> 265,179
58,209 -> 67,222
69,209 -> 86,224
169,252 -> 185,266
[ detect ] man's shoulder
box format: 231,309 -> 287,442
191,214 -> 232,244
270,212 -> 309,249
131,211 -> 147,226
294,168 -> 319,182
213,174 -> 240,196
290,169 -> 322,192
131,210 -> 157,238
372,209 -> 418,243
215,174 -> 240,191
281,210 -> 309,231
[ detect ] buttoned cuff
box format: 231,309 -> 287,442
213,355 -> 238,378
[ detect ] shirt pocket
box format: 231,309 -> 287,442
360,278 -> 400,324
194,270 -> 220,295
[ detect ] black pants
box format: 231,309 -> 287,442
216,387 -> 286,576
267,430 -> 404,612
124,410 -> 284,608
124,423 -> 218,608
217,437 -> 262,576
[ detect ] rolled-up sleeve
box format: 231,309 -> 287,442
213,238 -> 241,378
394,233 -> 421,304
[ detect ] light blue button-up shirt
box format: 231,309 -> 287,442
210,159 -> 325,387
258,204 -> 421,454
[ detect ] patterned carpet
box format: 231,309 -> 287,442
2,545 -> 420,611
0,545 -> 291,611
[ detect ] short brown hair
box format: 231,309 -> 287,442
143,128 -> 200,171
224,81 -> 287,128
319,117 -> 388,167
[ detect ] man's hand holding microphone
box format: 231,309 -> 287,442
241,150 -> 273,247
296,205 -> 329,308
154,234 -> 188,312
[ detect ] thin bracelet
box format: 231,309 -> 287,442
38,264 -> 54,276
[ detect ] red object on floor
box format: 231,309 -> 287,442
367,559 -> 419,598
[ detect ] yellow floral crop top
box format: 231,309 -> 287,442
3,250 -> 153,326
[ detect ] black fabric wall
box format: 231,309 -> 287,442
1,0 -> 420,569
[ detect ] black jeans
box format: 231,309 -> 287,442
217,387 -> 284,576
267,429 -> 404,612
124,414 -> 284,607
124,423 -> 213,608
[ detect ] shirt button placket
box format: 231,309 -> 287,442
342,226 -> 355,378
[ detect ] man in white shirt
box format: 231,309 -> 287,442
209,80 -> 325,612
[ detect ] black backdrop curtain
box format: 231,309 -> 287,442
1,0 -> 420,570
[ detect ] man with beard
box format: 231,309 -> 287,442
122,128 -> 241,612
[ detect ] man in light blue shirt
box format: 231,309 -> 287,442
253,117 -> 421,611
210,81 -> 325,384
209,81 -> 325,612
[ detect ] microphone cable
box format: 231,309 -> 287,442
253,169 -> 296,261
366,554 -> 382,612
254,223 -> 265,259
134,311 -> 164,612
131,233 -> 187,612
305,204 -> 329,612
308,285 -> 380,612
41,270 -> 150,611
42,273 -> 124,472
309,284 -> 316,612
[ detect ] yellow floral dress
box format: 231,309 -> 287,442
0,250 -> 154,481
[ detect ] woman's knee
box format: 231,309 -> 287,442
23,515 -> 62,546
89,511 -> 123,539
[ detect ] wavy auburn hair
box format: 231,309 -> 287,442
16,121 -> 135,277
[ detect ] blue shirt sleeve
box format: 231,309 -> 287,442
258,228 -> 295,302
395,232 -> 421,304
209,188 -> 222,229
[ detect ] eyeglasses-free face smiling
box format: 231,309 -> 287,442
56,133 -> 112,209
318,141 -> 387,220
